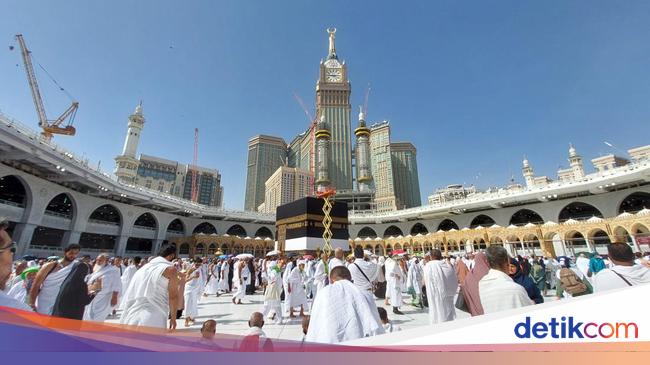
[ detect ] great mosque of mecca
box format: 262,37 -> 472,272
1,29 -> 650,259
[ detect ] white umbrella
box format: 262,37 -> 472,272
265,250 -> 280,257
236,253 -> 254,260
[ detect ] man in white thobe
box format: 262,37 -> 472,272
282,259 -> 294,313
479,246 -> 532,314
348,247 -> 378,294
388,254 -> 406,314
121,257 -> 140,295
304,259 -> 315,299
183,258 -> 203,326
199,258 -> 209,294
313,253 -> 328,299
329,248 -> 346,270
120,244 -> 179,329
29,243 -> 80,314
384,256 -> 396,306
575,253 -> 591,284
287,260 -> 308,317
84,254 -> 122,321
218,259 -> 230,293
306,266 -> 385,344
423,249 -> 458,324
594,243 -> 650,292
233,258 -> 250,304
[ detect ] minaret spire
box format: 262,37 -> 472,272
327,27 -> 337,59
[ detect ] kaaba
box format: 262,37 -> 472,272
275,197 -> 349,252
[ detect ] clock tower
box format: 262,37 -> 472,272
316,27 -> 353,191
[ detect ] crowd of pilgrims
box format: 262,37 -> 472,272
2,218 -> 650,347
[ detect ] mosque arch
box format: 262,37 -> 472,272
618,192 -> 650,214
89,204 -> 122,225
469,214 -> 496,229
564,231 -> 589,255
226,224 -> 247,238
193,222 -> 217,235
509,209 -> 544,226
195,243 -> 205,256
410,223 -> 428,236
167,219 -> 185,235
357,227 -> 378,239
179,243 -> 190,255
558,202 -> 603,222
208,243 -> 217,255
254,227 -> 274,239
589,229 -> 612,252
44,193 -> 75,220
0,175 -> 29,208
437,219 -> 459,231
220,243 -> 229,255
383,225 -> 403,238
133,212 -> 158,230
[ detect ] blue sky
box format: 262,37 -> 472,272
2,1 -> 650,209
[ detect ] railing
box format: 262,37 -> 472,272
0,199 -> 25,208
43,210 -> 72,219
132,225 -> 156,231
88,219 -> 120,227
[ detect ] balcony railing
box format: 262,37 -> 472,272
133,225 -> 156,231
0,199 -> 25,208
43,210 -> 72,219
88,219 -> 120,227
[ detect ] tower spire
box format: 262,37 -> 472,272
358,105 -> 365,125
327,27 -> 337,59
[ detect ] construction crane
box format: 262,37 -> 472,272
14,34 -> 78,141
293,92 -> 319,196
191,128 -> 199,203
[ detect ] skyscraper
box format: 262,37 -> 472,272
245,135 -> 287,211
390,142 -> 421,209
287,129 -> 312,172
261,166 -> 312,214
315,28 -> 353,191
369,121 -> 397,212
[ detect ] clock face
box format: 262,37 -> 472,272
326,68 -> 342,82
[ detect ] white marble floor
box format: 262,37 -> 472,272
107,290 -> 557,341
